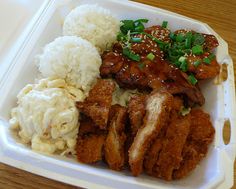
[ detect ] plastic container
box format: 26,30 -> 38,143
0,0 -> 235,188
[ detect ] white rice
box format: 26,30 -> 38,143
63,4 -> 120,53
38,36 -> 101,93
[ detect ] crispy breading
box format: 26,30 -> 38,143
76,79 -> 115,129
78,115 -> 100,135
144,96 -> 183,175
128,95 -> 146,136
128,91 -> 173,176
76,116 -> 106,164
153,114 -> 191,180
173,109 -> 215,179
144,138 -> 163,175
77,134 -> 106,164
104,105 -> 127,171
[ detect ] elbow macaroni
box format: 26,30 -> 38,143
9,77 -> 85,155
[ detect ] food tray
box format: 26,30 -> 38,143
0,0 -> 235,188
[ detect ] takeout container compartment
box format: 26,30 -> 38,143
0,0 -> 235,188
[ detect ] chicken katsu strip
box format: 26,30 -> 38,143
144,96 -> 183,175
153,114 -> 191,180
76,79 -> 115,129
128,95 -> 146,136
173,109 -> 215,179
128,91 -> 173,176
77,135 -> 106,164
144,138 -> 163,175
104,105 -> 127,171
76,116 -> 106,164
78,115 -> 101,135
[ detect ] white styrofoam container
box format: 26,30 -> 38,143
0,0 -> 235,188
0,0 -> 49,83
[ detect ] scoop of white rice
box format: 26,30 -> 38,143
63,4 -> 120,53
38,36 -> 101,93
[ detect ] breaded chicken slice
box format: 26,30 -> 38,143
76,79 -> 115,129
76,117 -> 106,164
128,95 -> 146,136
173,109 -> 215,179
144,96 -> 184,175
128,91 -> 173,176
104,105 -> 127,171
153,114 -> 191,180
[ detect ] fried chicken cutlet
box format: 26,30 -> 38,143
104,105 -> 127,171
173,109 -> 215,179
76,79 -> 115,129
153,114 -> 191,180
76,117 -> 106,164
128,91 -> 173,176
144,96 -> 184,175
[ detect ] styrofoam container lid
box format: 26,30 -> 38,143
0,0 -> 235,188
0,0 -> 50,83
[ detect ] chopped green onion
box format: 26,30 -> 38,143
179,56 -> 188,72
192,33 -> 205,46
162,21 -> 168,28
179,56 -> 186,62
176,33 -> 185,42
142,32 -> 164,45
117,32 -> 127,41
147,53 -> 155,61
208,53 -> 216,61
131,37 -> 142,43
134,19 -> 149,23
203,57 -> 211,64
134,22 -> 145,32
120,20 -> 135,34
192,45 -> 203,55
169,32 -> 176,40
180,106 -> 191,116
185,32 -> 192,49
188,74 -> 198,85
138,62 -> 145,69
194,60 -> 201,67
123,47 -> 140,62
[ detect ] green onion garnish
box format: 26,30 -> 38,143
203,57 -> 211,64
134,19 -> 149,23
120,20 -> 135,34
192,33 -> 205,46
179,56 -> 188,72
131,37 -> 142,43
162,21 -> 168,28
147,53 -> 155,61
194,60 -> 201,67
192,45 -> 203,55
169,32 -> 176,40
138,62 -> 145,69
188,74 -> 198,85
185,32 -> 192,49
123,47 -> 140,62
142,32 -> 165,45
180,106 -> 191,116
135,22 -> 145,32
208,53 -> 216,61
176,33 -> 185,42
